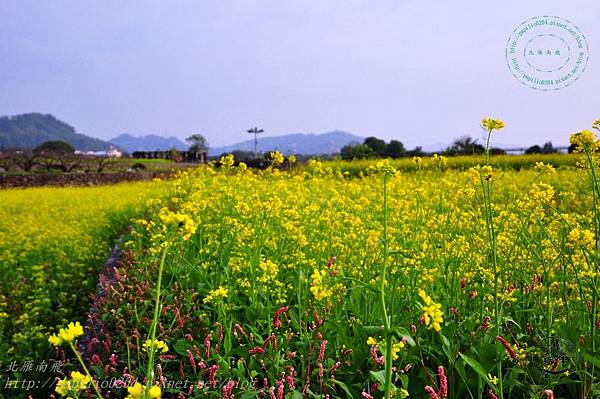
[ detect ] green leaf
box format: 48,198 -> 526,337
370,370 -> 386,385
440,334 -> 451,347
362,325 -> 384,335
173,339 -> 193,356
584,353 -> 600,368
501,316 -> 521,329
331,379 -> 354,398
394,327 -> 416,347
240,391 -> 259,399
235,358 -> 246,378
90,365 -> 105,379
399,374 -> 409,388
459,353 -> 490,384
454,359 -> 469,387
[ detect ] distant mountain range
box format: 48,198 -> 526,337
209,131 -> 364,156
0,114 -> 364,155
110,133 -> 187,152
0,113 -> 113,151
6,112 -> 542,156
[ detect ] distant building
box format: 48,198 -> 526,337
75,147 -> 123,158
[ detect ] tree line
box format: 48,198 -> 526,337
340,136 -> 571,160
0,141 -> 116,173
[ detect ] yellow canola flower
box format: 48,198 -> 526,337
53,321 -> 84,344
142,339 -> 169,353
48,333 -> 62,346
391,341 -> 406,360
482,117 -> 505,132
419,290 -> 443,332
126,382 -> 162,399
482,165 -> 493,181
310,269 -> 332,301
568,228 -> 595,249
418,289 -> 432,306
204,286 -> 229,304
569,130 -> 598,151
127,382 -> 145,397
270,150 -> 285,165
1,180 -> 167,365
534,162 -> 556,174
157,207 -> 197,240
149,385 -> 162,398
220,154 -> 235,168
55,371 -> 91,397
372,158 -> 397,175
433,153 -> 448,168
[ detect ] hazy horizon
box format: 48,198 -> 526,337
1,1 -> 599,149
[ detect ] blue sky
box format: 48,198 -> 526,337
0,1 -> 598,149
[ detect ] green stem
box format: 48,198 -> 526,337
69,342 -> 104,399
485,133 -> 492,165
381,174 -> 393,398
584,146 -> 599,376
484,130 -> 503,398
146,246 -> 169,388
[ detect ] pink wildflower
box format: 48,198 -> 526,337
495,336 -> 517,359
425,386 -> 439,399
204,333 -> 212,358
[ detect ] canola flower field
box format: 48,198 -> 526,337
0,181 -> 168,374
5,119 -> 600,399
329,153 -> 579,176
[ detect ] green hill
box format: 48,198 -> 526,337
0,113 -> 113,151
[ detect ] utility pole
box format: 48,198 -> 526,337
247,127 -> 264,158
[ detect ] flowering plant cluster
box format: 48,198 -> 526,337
11,118 -> 600,398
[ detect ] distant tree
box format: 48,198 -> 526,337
168,148 -> 183,162
542,141 -> 557,154
385,140 -> 405,158
186,134 -> 209,162
0,151 -> 11,172
34,140 -> 75,154
525,145 -> 542,154
33,141 -> 82,172
131,162 -> 147,170
41,154 -> 82,173
8,149 -> 40,172
490,148 -> 506,155
363,137 -> 387,157
340,144 -> 375,160
406,146 -> 425,157
186,134 -> 209,152
231,150 -> 256,162
81,155 -> 114,173
448,136 -> 485,155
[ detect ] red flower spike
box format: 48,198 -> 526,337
495,335 -> 517,359
425,386 -> 439,399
